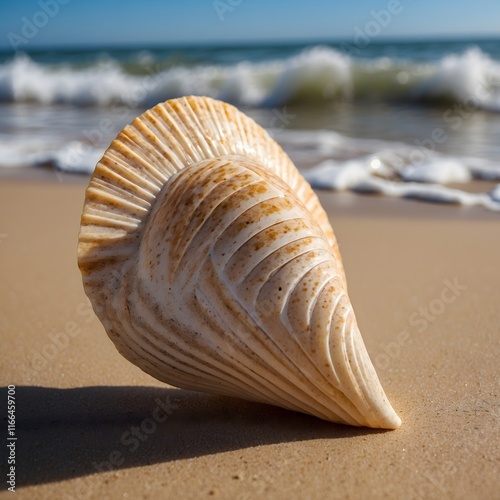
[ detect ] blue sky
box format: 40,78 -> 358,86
1,0 -> 499,50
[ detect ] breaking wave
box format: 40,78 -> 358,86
1,46 -> 499,111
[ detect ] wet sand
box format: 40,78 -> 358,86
0,178 -> 498,499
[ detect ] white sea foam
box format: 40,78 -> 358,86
0,55 -> 137,106
354,178 -> 500,211
303,140 -> 500,212
304,158 -> 500,211
0,134 -> 64,168
400,159 -> 472,184
50,141 -> 105,173
1,46 -> 499,110
490,184 -> 500,203
304,157 -> 392,190
273,127 -> 500,212
2,124 -> 500,212
0,136 -> 105,174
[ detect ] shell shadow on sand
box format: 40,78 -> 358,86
2,385 -> 388,487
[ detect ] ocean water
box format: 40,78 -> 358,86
1,38 -> 500,211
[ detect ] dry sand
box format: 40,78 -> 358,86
0,178 -> 498,499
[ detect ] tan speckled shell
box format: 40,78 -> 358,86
78,96 -> 400,429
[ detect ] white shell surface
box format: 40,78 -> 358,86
78,96 -> 401,429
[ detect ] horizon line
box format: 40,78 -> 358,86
0,33 -> 499,54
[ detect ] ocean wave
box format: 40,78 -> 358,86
1,46 -> 500,110
2,126 -> 500,212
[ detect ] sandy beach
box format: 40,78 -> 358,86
0,177 -> 498,499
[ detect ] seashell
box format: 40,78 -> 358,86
78,96 -> 401,429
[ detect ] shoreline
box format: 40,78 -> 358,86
2,166 -> 500,221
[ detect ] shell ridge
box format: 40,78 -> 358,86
196,260 -> 352,421
154,158 -> 299,285
166,258 -> 342,418
110,135 -> 173,183
328,292 -> 375,425
235,244 -> 333,328
96,158 -> 161,196
217,211 -> 318,273
165,103 -> 208,162
310,278 -> 344,382
125,119 -> 182,177
169,178 -> 265,281
141,108 -> 192,171
237,237 -> 331,295
180,98 -> 221,158
278,259 -> 369,422
222,220 -> 323,286
86,181 -> 151,214
159,102 -> 204,164
202,98 -> 231,155
348,318 -> 400,428
192,276 -> 332,414
116,278 -> 249,389
249,250 -> 369,424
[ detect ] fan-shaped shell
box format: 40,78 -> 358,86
78,96 -> 400,429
